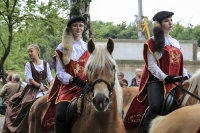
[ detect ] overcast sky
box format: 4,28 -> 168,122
90,0 -> 200,27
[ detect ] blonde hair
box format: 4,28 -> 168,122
154,21 -> 161,27
27,44 -> 41,57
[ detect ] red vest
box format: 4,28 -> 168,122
138,38 -> 183,102
48,50 -> 90,103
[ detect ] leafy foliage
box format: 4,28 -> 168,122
0,0 -> 69,75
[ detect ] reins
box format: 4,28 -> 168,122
141,79 -> 200,101
173,82 -> 200,101
138,79 -> 200,133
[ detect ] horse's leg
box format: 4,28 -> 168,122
28,95 -> 52,133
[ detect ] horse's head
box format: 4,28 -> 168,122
84,38 -> 122,113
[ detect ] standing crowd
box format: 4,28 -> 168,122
117,68 -> 142,88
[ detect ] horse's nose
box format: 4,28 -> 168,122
92,94 -> 109,111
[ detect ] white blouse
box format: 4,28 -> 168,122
147,36 -> 188,81
25,60 -> 54,84
55,39 -> 87,84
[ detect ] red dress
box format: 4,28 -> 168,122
48,50 -> 90,103
138,38 -> 183,102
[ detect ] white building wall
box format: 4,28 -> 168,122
94,39 -> 196,61
94,39 -> 198,85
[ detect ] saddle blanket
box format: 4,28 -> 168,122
42,101 -> 56,131
124,97 -> 148,129
41,100 -> 78,132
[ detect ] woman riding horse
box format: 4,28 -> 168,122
47,16 -> 89,133
137,11 -> 189,133
3,44 -> 54,133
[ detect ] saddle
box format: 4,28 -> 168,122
161,88 -> 177,115
67,94 -> 84,121
66,87 -> 87,132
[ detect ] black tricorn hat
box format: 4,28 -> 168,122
67,16 -> 85,27
153,11 -> 174,21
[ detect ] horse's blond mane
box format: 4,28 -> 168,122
84,43 -> 123,114
181,69 -> 200,106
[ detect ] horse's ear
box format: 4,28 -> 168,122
87,38 -> 95,54
107,38 -> 114,54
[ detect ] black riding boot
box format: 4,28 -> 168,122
142,110 -> 157,133
55,120 -> 66,133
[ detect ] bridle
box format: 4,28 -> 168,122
173,82 -> 200,102
85,65 -> 116,102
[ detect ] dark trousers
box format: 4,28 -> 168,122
147,78 -> 164,114
56,102 -> 70,123
55,102 -> 70,133
143,76 -> 164,133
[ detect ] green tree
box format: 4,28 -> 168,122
193,25 -> 200,46
117,23 -> 138,39
170,22 -> 185,39
0,0 -> 69,74
70,0 -> 92,41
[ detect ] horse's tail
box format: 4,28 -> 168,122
149,115 -> 164,133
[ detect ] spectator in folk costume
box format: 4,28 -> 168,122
137,11 -> 189,133
47,16 -> 90,133
3,44 -> 54,133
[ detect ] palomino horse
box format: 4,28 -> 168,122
149,70 -> 200,133
149,104 -> 200,133
28,38 -> 127,133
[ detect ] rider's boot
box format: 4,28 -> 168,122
142,110 -> 157,133
55,120 -> 66,133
